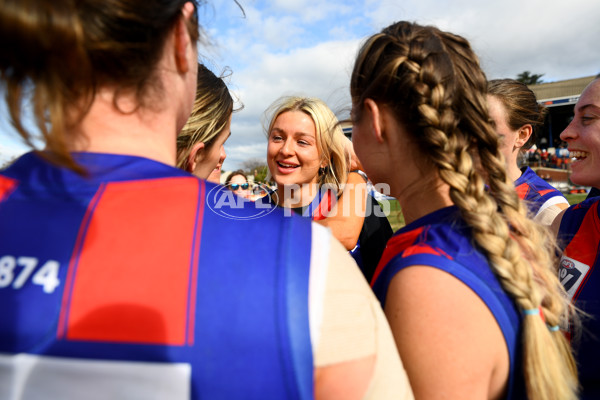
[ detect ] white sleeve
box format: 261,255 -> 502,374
535,195 -> 569,217
308,223 -> 330,352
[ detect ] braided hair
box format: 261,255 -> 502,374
351,21 -> 577,400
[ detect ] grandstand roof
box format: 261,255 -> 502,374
529,75 -> 596,106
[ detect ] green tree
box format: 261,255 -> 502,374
254,167 -> 269,184
516,71 -> 544,85
242,158 -> 269,183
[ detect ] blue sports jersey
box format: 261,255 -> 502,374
370,206 -> 525,399
0,152 -> 314,400
515,166 -> 568,217
557,197 -> 600,399
254,187 -> 332,220
257,188 -> 391,283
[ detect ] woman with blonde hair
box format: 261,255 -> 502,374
264,96 -> 349,206
351,21 -> 577,399
261,96 -> 393,281
176,64 -> 236,180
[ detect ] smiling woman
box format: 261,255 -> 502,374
264,96 -> 348,208
552,77 -> 600,399
267,109 -> 325,192
260,96 -> 394,282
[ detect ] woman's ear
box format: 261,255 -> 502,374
364,98 -> 385,143
174,2 -> 196,73
516,124 -> 533,148
186,142 -> 205,173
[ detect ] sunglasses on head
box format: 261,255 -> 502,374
230,183 -> 249,191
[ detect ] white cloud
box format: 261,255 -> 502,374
363,0 -> 600,81
266,0 -> 355,22
220,39 -> 360,170
210,0 -> 600,171
0,143 -> 27,166
224,141 -> 268,171
0,96 -> 40,161
2,0 -> 598,172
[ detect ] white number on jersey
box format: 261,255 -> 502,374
0,255 -> 60,293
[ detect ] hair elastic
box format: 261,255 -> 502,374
548,325 -> 560,332
523,308 -> 540,316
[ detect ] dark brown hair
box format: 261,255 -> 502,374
225,170 -> 248,186
488,79 -> 547,150
0,0 -> 202,172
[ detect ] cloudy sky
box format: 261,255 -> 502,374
1,0 -> 599,168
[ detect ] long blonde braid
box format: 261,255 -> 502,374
351,21 -> 577,400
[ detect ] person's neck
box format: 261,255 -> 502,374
274,182 -> 320,208
392,177 -> 454,226
506,162 -> 523,182
67,89 -> 182,166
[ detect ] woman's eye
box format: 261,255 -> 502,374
580,116 -> 594,125
271,135 -> 283,142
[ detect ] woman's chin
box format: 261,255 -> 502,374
570,172 -> 595,188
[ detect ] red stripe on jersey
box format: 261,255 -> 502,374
312,189 -> 335,221
370,226 -> 455,286
515,183 -> 529,200
538,189 -> 554,196
61,177 -> 202,346
370,228 -> 424,286
186,180 -> 205,346
563,201 -> 600,301
57,184 -> 107,339
0,176 -> 17,203
402,243 -> 452,258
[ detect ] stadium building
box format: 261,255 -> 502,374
529,75 -> 596,149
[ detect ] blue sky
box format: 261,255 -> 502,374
2,0 -> 599,168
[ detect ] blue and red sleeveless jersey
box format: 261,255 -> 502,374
255,187 -> 335,221
370,206 -> 525,399
557,198 -> 600,398
256,188 -> 391,283
515,166 -> 567,216
0,152 -> 314,400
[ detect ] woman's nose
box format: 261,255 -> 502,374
560,119 -> 577,141
280,139 -> 294,156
